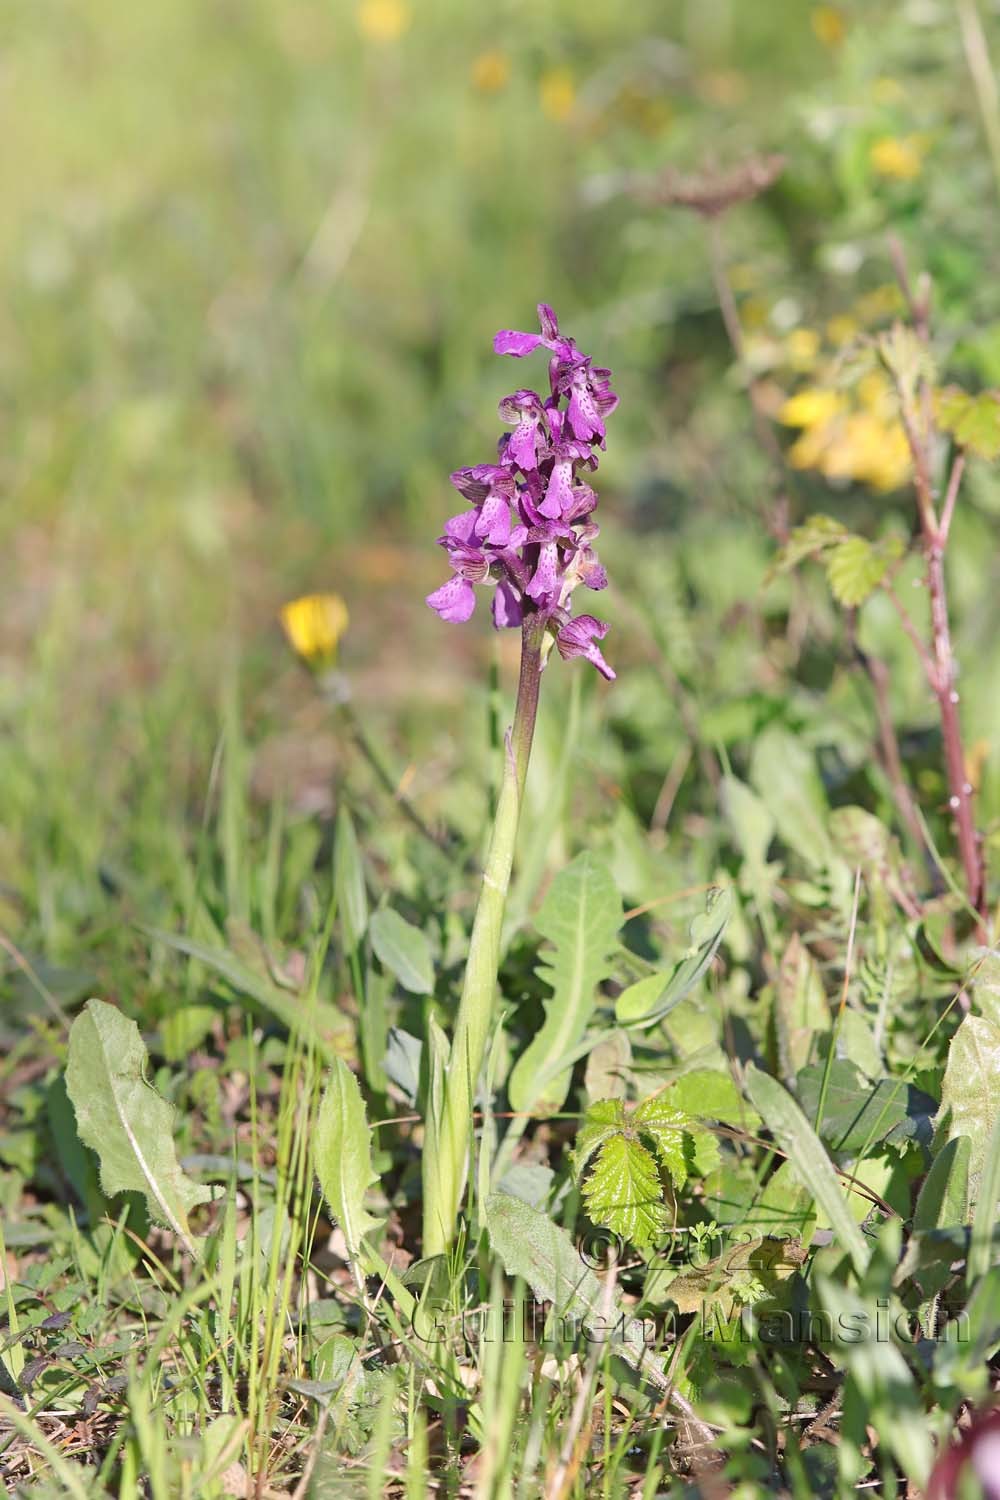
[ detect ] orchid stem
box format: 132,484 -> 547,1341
422,616 -> 545,1257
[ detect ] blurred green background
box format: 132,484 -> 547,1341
4,0 -> 1000,955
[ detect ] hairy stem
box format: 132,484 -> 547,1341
422,616 -> 545,1256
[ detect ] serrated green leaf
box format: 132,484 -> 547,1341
368,908 -> 433,995
509,853 -> 622,1115
825,534 -> 902,607
334,807 -> 368,952
877,323 -> 936,405
315,1058 -> 382,1258
616,886 -> 732,1030
937,387 -> 1000,459
632,1096 -> 689,1188
569,1098 -> 625,1178
65,999 -> 212,1253
581,1133 -> 667,1250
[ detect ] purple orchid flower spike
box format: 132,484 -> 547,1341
426,303 -> 619,679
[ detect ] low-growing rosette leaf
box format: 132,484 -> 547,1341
315,1057 -> 382,1259
571,1095 -> 698,1250
509,852 -> 622,1115
65,999 -> 214,1254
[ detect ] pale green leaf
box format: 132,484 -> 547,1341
65,999 -> 212,1252
750,726 -> 832,870
580,1134 -> 668,1250
509,852 -> 622,1115
632,1096 -> 689,1188
315,1057 -> 382,1258
937,387 -> 1000,460
368,908 -> 434,995
825,535 -> 902,607
774,934 -> 828,1085
484,1193 -> 670,1394
771,513 -> 847,574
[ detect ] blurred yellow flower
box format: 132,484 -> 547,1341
280,594 -> 349,668
872,76 -> 905,104
785,328 -> 821,371
826,314 -> 859,346
357,0 -> 410,44
780,388 -> 844,428
540,67 -> 575,122
472,50 -> 510,94
811,5 -> 847,48
869,135 -> 925,181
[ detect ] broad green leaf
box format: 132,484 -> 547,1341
937,1012 -> 1000,1209
937,387 -> 1000,459
744,1064 -> 869,1275
668,1068 -> 761,1131
368,908 -> 434,995
315,1058 -> 382,1258
774,934 -> 828,1085
65,999 -> 212,1252
750,727 -> 832,870
825,534 -> 902,607
580,1133 -> 667,1250
484,1193 -> 670,1394
334,807 -> 368,952
632,1095 -> 689,1188
509,852 -> 622,1115
616,886 -> 732,1030
797,1060 -> 936,1155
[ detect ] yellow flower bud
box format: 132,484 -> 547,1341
280,594 -> 350,669
869,135 -> 924,181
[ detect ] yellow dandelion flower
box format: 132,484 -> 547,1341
357,0 -> 410,44
540,67 -> 575,122
472,49 -> 510,94
826,314 -> 859,346
785,328 -> 821,372
811,5 -> 847,48
869,135 -> 925,181
280,593 -> 349,669
779,387 -> 844,429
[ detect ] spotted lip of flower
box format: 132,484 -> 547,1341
428,303 -> 618,678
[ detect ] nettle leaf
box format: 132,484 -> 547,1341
615,886 -> 732,1030
877,323 -> 936,406
65,999 -> 213,1252
509,852 -> 622,1116
825,534 -> 903,607
368,908 -> 433,995
580,1134 -> 668,1250
572,1095 -> 696,1251
937,387 -> 1000,459
315,1057 -> 382,1258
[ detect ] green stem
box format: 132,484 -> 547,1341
422,617 -> 545,1257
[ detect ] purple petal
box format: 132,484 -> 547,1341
494,330 -> 545,357
541,460 -> 574,519
568,383 -> 605,444
492,579 -> 523,629
476,492 -> 512,545
526,541 -> 560,603
426,576 -> 476,622
441,509 -> 480,545
555,614 -> 615,680
507,417 -> 540,471
537,304 -> 560,341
